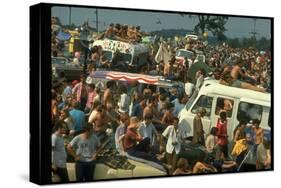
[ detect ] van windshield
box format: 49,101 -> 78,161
185,89 -> 199,110
103,51 -> 113,60
176,50 -> 194,59
121,53 -> 132,63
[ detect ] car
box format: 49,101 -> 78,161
91,39 -> 150,72
175,49 -> 206,66
52,56 -> 83,81
51,134 -> 167,182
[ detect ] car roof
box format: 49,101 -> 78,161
88,71 -> 182,87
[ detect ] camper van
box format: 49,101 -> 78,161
178,79 -> 271,145
92,39 -> 150,71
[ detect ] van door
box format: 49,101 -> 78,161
189,94 -> 214,138
212,96 -> 238,141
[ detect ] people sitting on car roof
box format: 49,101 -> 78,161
123,117 -> 162,165
219,70 -> 266,92
102,23 -> 144,43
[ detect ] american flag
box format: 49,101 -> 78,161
92,71 -> 163,85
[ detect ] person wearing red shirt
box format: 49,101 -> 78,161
216,111 -> 228,158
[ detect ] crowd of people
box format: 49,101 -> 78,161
51,20 -> 272,182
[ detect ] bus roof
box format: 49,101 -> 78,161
199,79 -> 271,105
93,39 -> 149,54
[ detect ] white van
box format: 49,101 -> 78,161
178,79 -> 271,142
92,39 -> 150,70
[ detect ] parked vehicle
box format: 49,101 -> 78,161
52,56 -> 83,81
175,49 -> 206,66
178,79 -> 271,163
91,39 -> 150,71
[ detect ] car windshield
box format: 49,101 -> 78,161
121,53 -> 132,62
52,58 -> 67,64
176,50 -> 194,59
103,51 -> 113,60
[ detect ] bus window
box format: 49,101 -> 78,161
215,97 -> 234,117
191,95 -> 213,117
237,102 -> 263,122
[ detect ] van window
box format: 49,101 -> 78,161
121,53 -> 132,62
102,51 -> 113,60
215,97 -> 234,117
185,89 -> 198,110
237,102 -> 263,122
191,95 -> 213,117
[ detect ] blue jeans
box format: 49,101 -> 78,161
75,161 -> 95,181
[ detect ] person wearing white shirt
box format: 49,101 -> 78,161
161,117 -> 181,172
138,115 -> 159,147
195,69 -> 205,90
118,85 -> 131,113
184,77 -> 195,97
205,127 -> 218,153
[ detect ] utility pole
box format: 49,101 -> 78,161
252,18 -> 257,39
69,7 -> 72,26
96,9 -> 99,33
249,18 -> 259,48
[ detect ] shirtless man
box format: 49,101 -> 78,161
103,81 -> 115,109
253,119 -> 264,145
219,70 -> 266,92
251,119 -> 264,165
104,23 -> 115,38
92,105 -> 109,134
143,97 -> 161,125
164,58 -> 176,78
230,60 -> 244,79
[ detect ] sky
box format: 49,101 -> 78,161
52,6 -> 271,39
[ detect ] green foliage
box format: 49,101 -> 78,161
227,37 -> 271,50
194,15 -> 228,41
